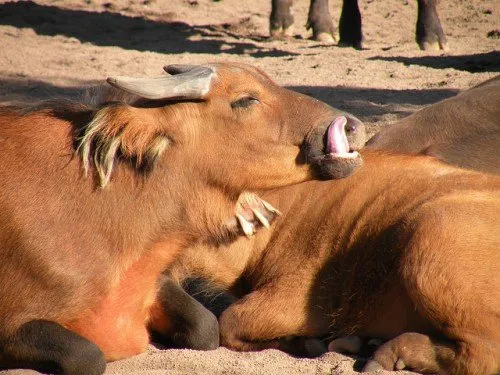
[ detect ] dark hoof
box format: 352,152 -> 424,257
0,320 -> 106,375
153,278 -> 220,351
338,39 -> 363,50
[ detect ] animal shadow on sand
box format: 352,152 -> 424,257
369,51 -> 500,73
0,1 -> 296,58
0,77 -> 88,107
289,85 -> 458,122
0,78 -> 459,126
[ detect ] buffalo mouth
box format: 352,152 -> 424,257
325,115 -> 360,159
307,115 -> 364,180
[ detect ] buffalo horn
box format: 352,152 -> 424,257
106,66 -> 214,100
164,64 -> 199,75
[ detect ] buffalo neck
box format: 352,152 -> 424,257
241,150 -> 496,287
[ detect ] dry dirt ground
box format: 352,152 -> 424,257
0,0 -> 499,374
1,0 -> 499,135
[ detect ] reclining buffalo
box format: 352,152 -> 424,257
166,75 -> 500,374
0,62 -> 365,374
366,74 -> 500,174
271,0 -> 448,50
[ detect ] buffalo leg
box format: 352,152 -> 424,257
270,0 -> 295,39
306,0 -> 336,43
148,276 -> 219,350
219,284 -> 330,357
416,0 -> 448,51
363,332 -> 456,373
0,320 -> 106,375
380,203 -> 500,373
182,277 -> 236,319
338,0 -> 363,49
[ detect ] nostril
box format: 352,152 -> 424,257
344,116 -> 366,151
345,117 -> 362,134
345,123 -> 357,134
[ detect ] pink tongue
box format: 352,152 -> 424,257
327,116 -> 349,154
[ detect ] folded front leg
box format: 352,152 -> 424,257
148,276 -> 219,351
219,284 -> 330,357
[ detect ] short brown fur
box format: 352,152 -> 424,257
0,62 -> 361,367
367,75 -> 500,175
170,151 -> 500,374
169,78 -> 500,374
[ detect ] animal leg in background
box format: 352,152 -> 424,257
271,0 -> 336,42
270,0 -> 448,50
307,0 -> 336,42
338,0 -> 363,48
270,0 -> 295,38
416,0 -> 448,51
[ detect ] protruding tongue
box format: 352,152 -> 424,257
326,116 -> 349,155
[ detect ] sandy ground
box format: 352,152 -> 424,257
1,346 -> 414,375
1,0 -> 499,135
0,0 -> 499,374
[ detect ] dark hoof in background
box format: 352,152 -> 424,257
338,39 -> 363,50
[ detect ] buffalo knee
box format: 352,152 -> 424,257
0,320 -> 106,375
153,278 -> 220,350
173,306 -> 219,351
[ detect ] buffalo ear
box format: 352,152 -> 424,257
78,104 -> 171,187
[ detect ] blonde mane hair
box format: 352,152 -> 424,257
78,102 -> 171,187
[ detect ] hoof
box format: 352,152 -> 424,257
270,27 -> 282,39
395,358 -> 406,370
419,39 -> 449,52
315,32 -> 336,44
363,359 -> 385,372
269,26 -> 294,40
282,25 -> 294,38
304,338 -> 327,357
327,335 -> 362,354
419,40 -> 439,51
367,338 -> 383,348
338,40 -> 363,50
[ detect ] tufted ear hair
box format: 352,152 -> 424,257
78,104 -> 172,187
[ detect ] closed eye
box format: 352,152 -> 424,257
231,97 -> 260,109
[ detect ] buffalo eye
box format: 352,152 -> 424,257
231,96 -> 260,109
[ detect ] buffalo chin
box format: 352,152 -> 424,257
312,153 -> 363,180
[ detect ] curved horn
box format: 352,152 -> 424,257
106,66 -> 215,100
164,64 -> 199,75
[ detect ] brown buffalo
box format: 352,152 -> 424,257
271,0 -> 448,50
0,62 -> 365,374
367,74 -> 500,175
167,77 -> 500,374
170,152 -> 500,374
